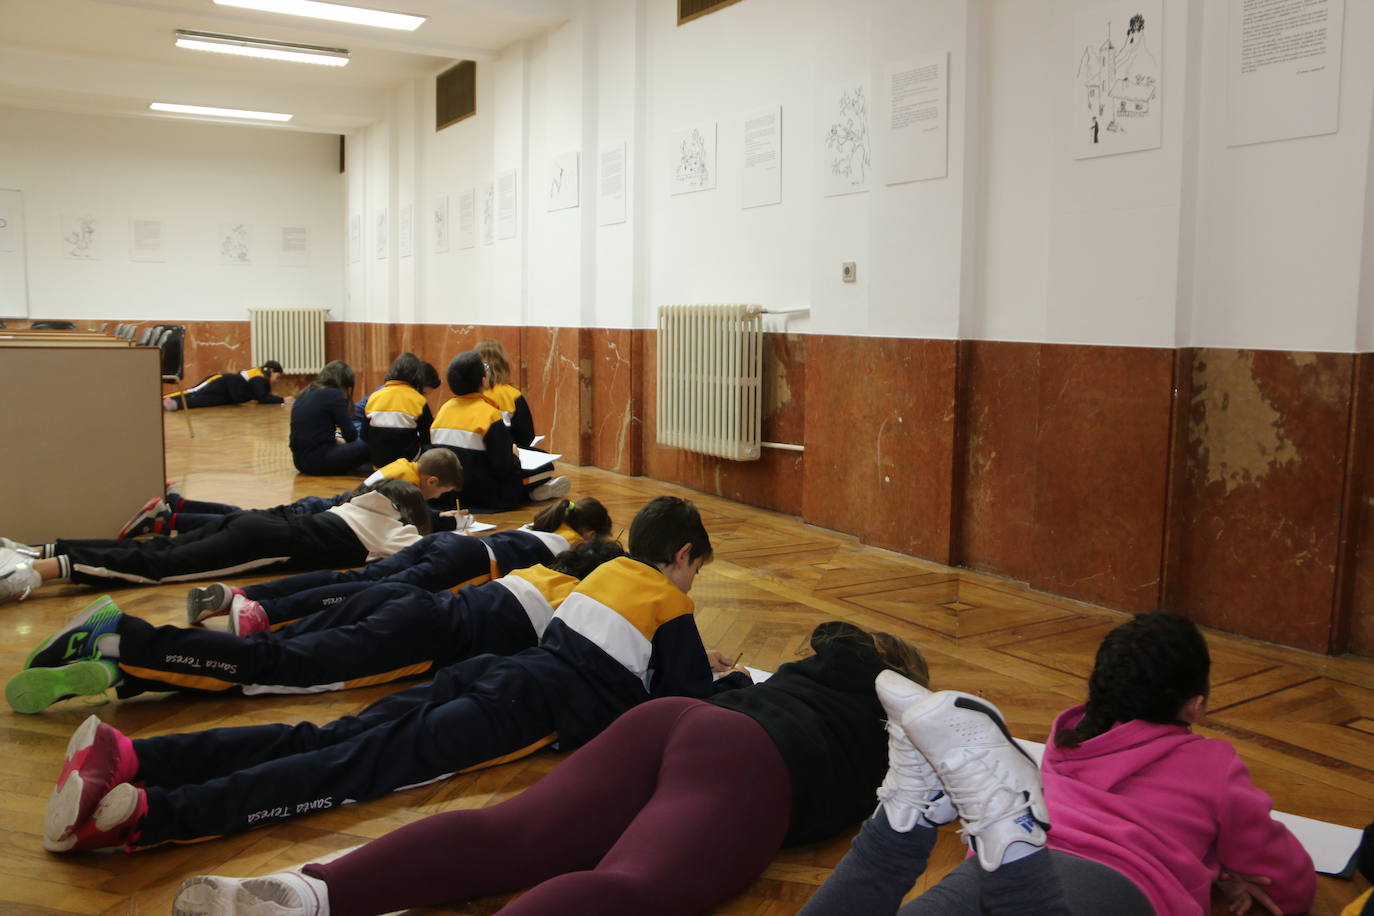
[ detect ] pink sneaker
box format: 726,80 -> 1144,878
232,600 -> 270,636
44,715 -> 139,848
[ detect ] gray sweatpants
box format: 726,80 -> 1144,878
798,808 -> 1154,916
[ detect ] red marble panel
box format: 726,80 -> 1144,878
1166,349 -> 1353,652
956,340 -> 1040,581
522,326 -> 587,464
802,335 -> 958,562
642,330 -> 807,515
589,327 -> 641,475
1346,353 -> 1374,657
1030,344 -> 1172,614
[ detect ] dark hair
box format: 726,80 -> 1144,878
311,360 -> 355,393
384,352 -> 425,389
347,478 -> 432,535
807,621 -> 931,687
416,448 -> 462,490
627,496 -> 711,567
1055,612 -> 1210,749
548,538 -> 627,579
261,360 -> 284,375
531,497 -> 612,538
446,351 -> 487,396
475,339 -> 513,386
420,361 -> 441,392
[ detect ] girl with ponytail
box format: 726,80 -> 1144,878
795,612 -> 1315,916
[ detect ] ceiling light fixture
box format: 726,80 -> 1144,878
149,102 -> 293,122
212,0 -> 426,32
174,30 -> 350,66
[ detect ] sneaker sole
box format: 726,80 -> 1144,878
43,781 -> 140,852
23,595 -> 119,669
6,661 -> 115,714
174,876 -> 239,916
45,716 -> 125,844
187,584 -> 230,625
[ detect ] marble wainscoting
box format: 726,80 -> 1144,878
803,335 -> 959,562
1027,344 -> 1175,616
1164,349 -> 1357,653
70,314 -> 1374,656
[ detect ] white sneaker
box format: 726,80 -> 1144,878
175,872 -> 330,916
902,690 -> 1049,871
873,670 -> 955,829
0,536 -> 40,558
530,476 -> 571,501
0,563 -> 41,604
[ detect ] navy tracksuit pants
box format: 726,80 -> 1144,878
57,511 -> 365,587
114,581 -> 540,697
133,652 -> 574,847
242,529 -> 557,628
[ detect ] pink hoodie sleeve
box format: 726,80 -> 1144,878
1214,751 -> 1316,914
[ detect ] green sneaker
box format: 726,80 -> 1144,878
6,660 -> 119,714
26,595 -> 123,669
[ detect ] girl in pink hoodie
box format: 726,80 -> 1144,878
799,612 -> 1316,916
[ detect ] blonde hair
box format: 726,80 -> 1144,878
475,338 -> 513,387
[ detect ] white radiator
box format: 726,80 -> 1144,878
657,304 -> 764,461
249,307 -> 328,375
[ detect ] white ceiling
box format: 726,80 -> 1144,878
0,0 -> 571,133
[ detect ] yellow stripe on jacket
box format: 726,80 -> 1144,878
376,458 -> 421,486
549,557 -> 694,685
366,381 -> 427,428
483,382 -> 522,416
432,394 -> 503,450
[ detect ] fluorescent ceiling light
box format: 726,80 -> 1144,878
213,0 -> 426,31
149,102 -> 293,122
174,30 -> 350,66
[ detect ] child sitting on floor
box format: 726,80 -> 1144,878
432,351 -> 568,511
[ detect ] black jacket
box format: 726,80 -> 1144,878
710,621 -> 890,846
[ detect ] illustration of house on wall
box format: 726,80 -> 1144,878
1077,13 -> 1158,136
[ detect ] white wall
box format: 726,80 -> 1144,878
0,106 -> 343,321
5,1 -> 1373,352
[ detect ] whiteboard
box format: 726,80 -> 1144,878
0,189 -> 29,319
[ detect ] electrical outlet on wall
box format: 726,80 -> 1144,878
841,262 -> 856,282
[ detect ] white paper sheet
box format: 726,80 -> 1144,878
742,106 -> 782,209
1072,0 -> 1163,159
518,448 -> 561,471
884,53 -> 948,185
598,142 -> 627,225
496,169 -> 517,240
1227,0 -> 1344,146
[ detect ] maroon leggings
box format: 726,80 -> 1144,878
305,697 -> 793,916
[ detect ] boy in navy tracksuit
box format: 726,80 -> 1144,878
185,497 -> 610,632
9,539 -> 623,704
163,362 -> 285,411
34,496 -> 749,854
126,451 -> 462,538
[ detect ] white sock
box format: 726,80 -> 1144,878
229,594 -> 247,613
95,634 -> 121,658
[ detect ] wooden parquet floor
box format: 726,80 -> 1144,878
2,405 -> 1372,914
